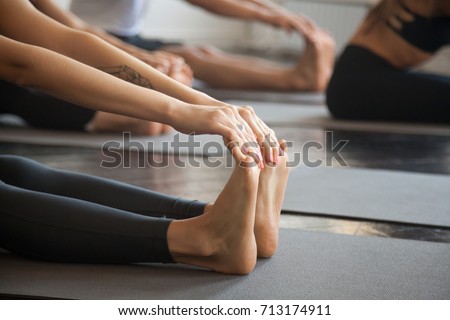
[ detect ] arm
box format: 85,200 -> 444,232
30,0 -> 145,55
0,0 -> 206,104
186,0 -> 315,35
0,0 -> 275,163
29,0 -> 192,82
0,35 -> 256,157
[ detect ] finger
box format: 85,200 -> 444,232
238,106 -> 270,163
279,139 -> 288,156
232,146 -> 257,169
256,117 -> 280,156
249,111 -> 279,166
388,15 -> 403,30
228,106 -> 264,164
222,122 -> 262,168
397,10 -> 414,22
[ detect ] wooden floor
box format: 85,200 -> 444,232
2,125 -> 450,244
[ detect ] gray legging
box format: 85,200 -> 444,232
0,155 -> 206,264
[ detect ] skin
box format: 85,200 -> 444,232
28,0 -> 193,135
350,0 -> 450,69
0,1 -> 290,273
63,0 -> 335,91
156,0 -> 336,91
0,0 -> 281,164
23,0 -> 334,133
169,144 -> 290,274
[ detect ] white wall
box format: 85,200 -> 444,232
53,0 -> 371,51
53,0 -> 247,47
143,0 -> 247,47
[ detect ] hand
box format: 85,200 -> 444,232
170,103 -> 265,167
134,51 -> 194,86
366,0 -> 414,32
235,105 -> 281,166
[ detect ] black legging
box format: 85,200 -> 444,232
0,80 -> 96,131
112,34 -> 181,52
0,155 -> 206,264
326,45 -> 450,123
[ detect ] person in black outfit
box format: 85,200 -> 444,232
327,0 -> 450,123
0,0 -> 290,274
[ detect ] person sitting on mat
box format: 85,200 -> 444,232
326,0 -> 450,124
0,0 -> 194,135
69,0 -> 335,92
0,0 -> 289,274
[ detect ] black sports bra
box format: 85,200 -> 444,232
388,1 -> 450,53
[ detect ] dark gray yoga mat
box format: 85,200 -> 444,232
283,167 -> 450,227
194,82 -> 326,105
226,100 -> 450,135
0,127 -> 225,156
0,229 -> 449,299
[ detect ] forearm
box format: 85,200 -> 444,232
30,0 -> 149,59
0,0 -> 210,105
187,0 -> 289,26
0,37 -> 180,125
186,0 -> 262,20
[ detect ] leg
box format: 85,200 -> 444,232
0,79 -> 95,131
326,45 -> 450,123
0,155 -> 205,219
86,111 -> 172,136
0,155 -> 261,274
0,79 -> 167,135
163,33 -> 335,91
167,156 -> 260,274
0,180 -> 173,264
116,34 -> 334,91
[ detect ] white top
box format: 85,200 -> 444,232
70,0 -> 150,36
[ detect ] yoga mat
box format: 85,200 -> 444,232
2,101 -> 450,140
0,229 -> 448,299
194,81 -> 326,105
227,100 -> 450,136
283,167 -> 450,228
0,127 -> 225,156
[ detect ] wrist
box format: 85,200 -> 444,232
189,91 -> 222,106
164,98 -> 187,127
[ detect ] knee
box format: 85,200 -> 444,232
0,155 -> 32,173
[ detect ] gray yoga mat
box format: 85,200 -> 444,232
0,229 -> 449,299
283,167 -> 450,227
194,81 -> 326,105
2,101 -> 450,141
0,127 -> 225,156
227,100 -> 450,135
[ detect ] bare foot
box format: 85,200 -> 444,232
86,111 -> 168,136
287,28 -> 336,91
167,157 -> 260,274
254,148 -> 290,258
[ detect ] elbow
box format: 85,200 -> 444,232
7,45 -> 45,89
7,55 -> 35,89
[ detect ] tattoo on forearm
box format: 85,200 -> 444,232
98,65 -> 153,89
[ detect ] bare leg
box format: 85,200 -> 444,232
163,29 -> 335,91
86,111 -> 170,136
167,157 -> 260,275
